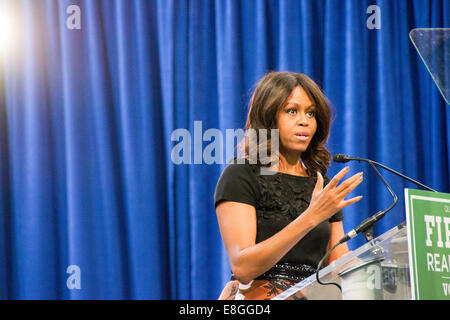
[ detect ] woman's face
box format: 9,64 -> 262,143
276,86 -> 317,155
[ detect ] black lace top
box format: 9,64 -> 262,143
214,159 -> 343,272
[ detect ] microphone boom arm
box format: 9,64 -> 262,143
353,157 -> 437,192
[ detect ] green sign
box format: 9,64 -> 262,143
405,189 -> 450,300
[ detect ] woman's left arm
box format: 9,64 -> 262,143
325,221 -> 349,265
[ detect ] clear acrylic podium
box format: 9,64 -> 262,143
272,222 -> 412,300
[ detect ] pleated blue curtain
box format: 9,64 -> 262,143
0,0 -> 448,300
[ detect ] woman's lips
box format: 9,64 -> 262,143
294,133 -> 309,141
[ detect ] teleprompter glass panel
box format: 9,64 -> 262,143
410,28 -> 450,105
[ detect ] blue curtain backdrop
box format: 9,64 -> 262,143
0,0 -> 449,299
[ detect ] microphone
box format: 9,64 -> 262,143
333,154 -> 437,192
332,153 -> 352,163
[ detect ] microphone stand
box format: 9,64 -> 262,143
315,161 -> 398,291
359,162 -> 397,242
316,154 -> 435,291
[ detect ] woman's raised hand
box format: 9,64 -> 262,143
305,167 -> 363,225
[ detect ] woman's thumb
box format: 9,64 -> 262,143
313,171 -> 324,194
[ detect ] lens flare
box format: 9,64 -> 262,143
0,1 -> 17,55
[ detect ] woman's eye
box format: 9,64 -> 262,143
306,111 -> 316,117
287,108 -> 297,115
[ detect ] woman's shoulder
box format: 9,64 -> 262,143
214,158 -> 260,208
219,158 -> 259,178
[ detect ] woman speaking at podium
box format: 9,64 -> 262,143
214,72 -> 364,300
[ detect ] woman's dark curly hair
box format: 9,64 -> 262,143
242,71 -> 332,175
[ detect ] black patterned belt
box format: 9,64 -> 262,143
230,262 -> 316,283
255,263 -> 316,282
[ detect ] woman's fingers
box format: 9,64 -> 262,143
341,195 -> 363,208
336,172 -> 363,196
309,168 -> 364,218
327,166 -> 350,188
337,172 -> 363,208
